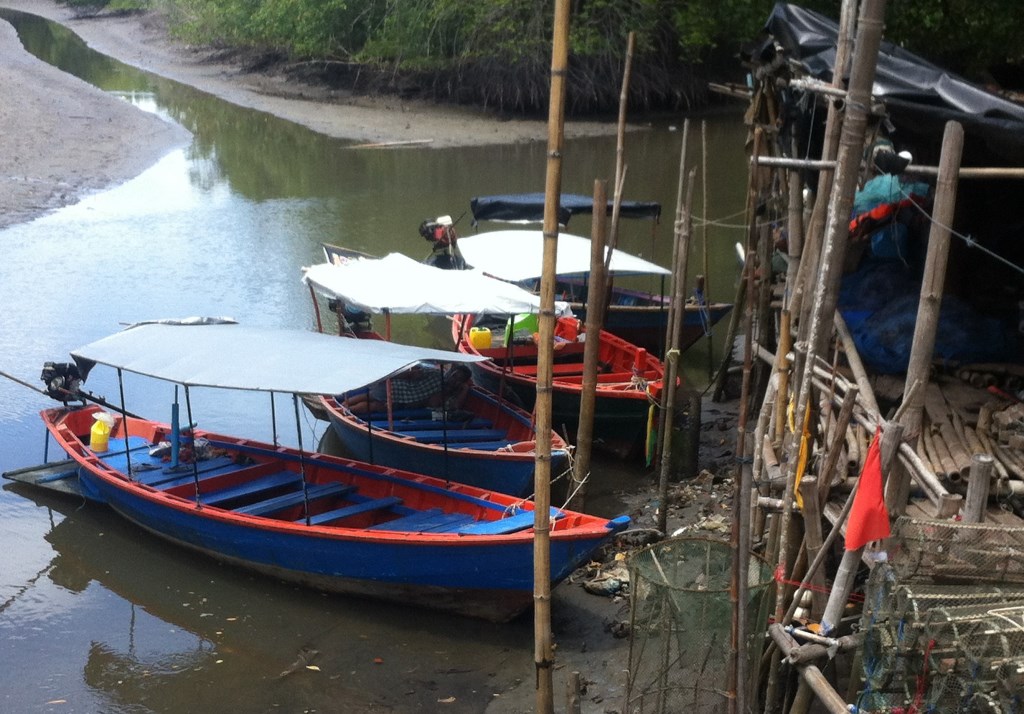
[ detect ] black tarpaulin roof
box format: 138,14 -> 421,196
764,3 -> 1024,162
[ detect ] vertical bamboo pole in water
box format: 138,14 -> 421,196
569,179 -> 610,512
657,170 -> 695,536
534,2 -> 570,711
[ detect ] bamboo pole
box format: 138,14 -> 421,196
730,244 -> 757,714
817,386 -> 860,504
657,172 -> 696,535
713,125 -> 764,403
790,0 -> 858,332
785,139 -> 805,309
603,31 -> 635,268
798,475 -> 827,619
833,312 -> 880,416
783,0 -> 888,639
821,421 -> 903,637
702,120 -> 714,380
569,180 -> 610,512
533,2 -> 570,710
656,121 -> 690,463
962,454 -> 994,523
662,119 -> 690,358
773,310 -> 792,444
899,121 -> 964,440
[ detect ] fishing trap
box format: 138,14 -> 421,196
856,517 -> 1024,713
623,536 -> 775,714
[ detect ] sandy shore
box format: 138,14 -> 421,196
0,0 -> 629,227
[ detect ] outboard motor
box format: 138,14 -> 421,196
41,361 -> 83,403
420,215 -> 465,270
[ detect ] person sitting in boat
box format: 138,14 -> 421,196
342,363 -> 472,415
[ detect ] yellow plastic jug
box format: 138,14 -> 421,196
90,411 -> 115,452
469,326 -> 492,350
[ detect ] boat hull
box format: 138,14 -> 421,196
452,314 -> 663,456
42,405 -> 626,622
595,302 -> 733,355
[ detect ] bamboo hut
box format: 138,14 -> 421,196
711,2 -> 1024,712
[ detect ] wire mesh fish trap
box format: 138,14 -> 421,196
623,537 -> 774,714
887,517 -> 1024,585
856,522 -> 1024,713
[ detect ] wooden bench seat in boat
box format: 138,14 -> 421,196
234,482 -> 357,517
303,495 -> 403,526
368,417 -> 493,431
456,508 -> 565,535
361,408 -> 434,421
139,455 -> 240,488
201,470 -> 303,507
368,509 -> 475,533
406,429 -> 509,444
440,440 -> 516,451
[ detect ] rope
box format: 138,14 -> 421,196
899,185 -> 1024,278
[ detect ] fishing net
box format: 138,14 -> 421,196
856,517 -> 1024,712
623,536 -> 775,714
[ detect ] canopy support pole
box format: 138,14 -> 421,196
270,391 -> 279,446
184,385 -> 201,506
116,368 -> 134,481
293,394 -> 312,526
171,386 -> 180,470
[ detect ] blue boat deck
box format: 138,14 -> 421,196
92,435 -> 550,535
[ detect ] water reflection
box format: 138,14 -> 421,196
7,483 -> 532,712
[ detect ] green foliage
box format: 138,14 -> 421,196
882,0 -> 1024,80
68,0 -> 1023,109
668,0 -> 773,59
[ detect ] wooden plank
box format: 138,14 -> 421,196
304,496 -> 403,526
458,512 -> 537,535
458,508 -> 565,535
2,459 -> 82,497
410,429 -> 509,443
441,440 -> 516,450
138,455 -> 239,487
372,417 -> 493,431
202,471 -> 302,507
234,482 -> 356,516
367,508 -> 445,531
371,510 -> 475,533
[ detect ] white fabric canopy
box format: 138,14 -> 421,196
71,323 -> 483,395
301,252 -> 573,316
456,230 -> 671,281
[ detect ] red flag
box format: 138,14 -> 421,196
845,427 -> 890,550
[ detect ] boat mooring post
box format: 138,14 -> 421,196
534,1 -> 570,712
569,178 -> 610,512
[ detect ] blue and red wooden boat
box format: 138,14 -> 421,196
29,324 -> 627,621
304,252 -> 572,496
452,312 -> 664,457
320,386 -> 569,498
454,229 -> 731,356
459,198 -> 733,354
